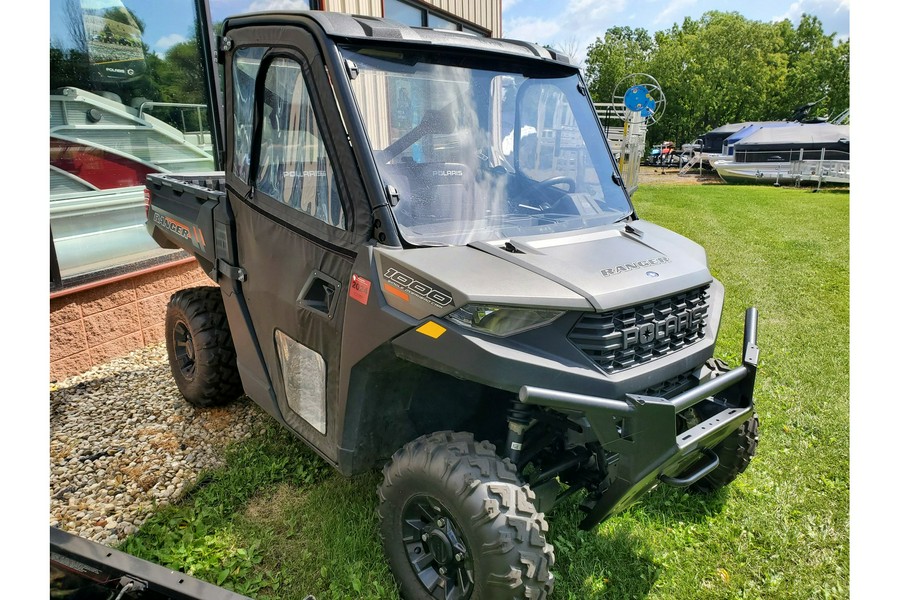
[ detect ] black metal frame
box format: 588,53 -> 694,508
50,527 -> 254,599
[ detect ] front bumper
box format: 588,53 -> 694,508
520,307 -> 760,529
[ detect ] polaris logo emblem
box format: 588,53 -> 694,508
619,305 -> 705,350
432,170 -> 463,177
601,256 -> 670,277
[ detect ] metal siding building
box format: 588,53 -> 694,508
328,0 -> 501,36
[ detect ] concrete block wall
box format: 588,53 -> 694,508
50,260 -> 212,381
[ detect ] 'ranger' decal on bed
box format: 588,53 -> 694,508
152,210 -> 207,252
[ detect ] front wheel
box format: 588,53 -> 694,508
378,431 -> 555,600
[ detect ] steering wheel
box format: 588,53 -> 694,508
537,176 -> 577,193
530,176 -> 577,211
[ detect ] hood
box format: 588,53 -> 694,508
470,221 -> 712,311
373,221 -> 712,319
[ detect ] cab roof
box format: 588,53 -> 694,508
222,10 -> 575,68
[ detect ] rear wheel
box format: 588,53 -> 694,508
378,431 -> 555,600
165,287 -> 243,407
689,414 -> 759,493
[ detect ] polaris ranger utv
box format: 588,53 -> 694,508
146,10 -> 760,599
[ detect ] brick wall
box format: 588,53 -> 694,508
50,260 -> 212,382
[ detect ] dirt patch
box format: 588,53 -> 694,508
244,483 -> 304,522
637,166 -> 722,186
200,407 -> 239,434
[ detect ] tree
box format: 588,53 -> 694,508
646,12 -> 788,144
583,11 -> 850,146
772,15 -> 849,120
584,26 -> 653,106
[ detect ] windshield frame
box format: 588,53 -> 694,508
339,43 -> 634,247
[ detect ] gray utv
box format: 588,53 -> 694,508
145,10 -> 760,600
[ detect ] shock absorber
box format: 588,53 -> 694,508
505,401 -> 532,465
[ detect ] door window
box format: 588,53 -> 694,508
256,57 -> 345,230
232,46 -> 265,182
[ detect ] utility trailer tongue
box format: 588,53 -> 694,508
50,527 -> 283,600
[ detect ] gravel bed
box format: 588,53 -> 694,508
50,344 -> 266,546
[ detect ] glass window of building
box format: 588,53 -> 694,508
427,13 -> 458,31
383,0 -> 425,27
50,0 -> 219,282
462,25 -> 486,37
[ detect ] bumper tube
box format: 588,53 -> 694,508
520,307 -> 760,529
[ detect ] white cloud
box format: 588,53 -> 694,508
504,16 -> 563,46
653,0 -> 698,26
504,0 -> 631,65
154,34 -> 187,53
247,0 -> 311,11
772,0 -> 850,38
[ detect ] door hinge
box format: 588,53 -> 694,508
217,259 -> 247,282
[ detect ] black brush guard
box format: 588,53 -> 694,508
520,307 -> 760,529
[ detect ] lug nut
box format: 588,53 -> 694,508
455,553 -> 464,562
437,518 -> 446,527
421,533 -> 428,542
439,567 -> 447,575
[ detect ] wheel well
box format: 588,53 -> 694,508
339,345 -> 511,474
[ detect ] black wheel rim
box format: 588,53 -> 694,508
401,495 -> 474,600
172,320 -> 196,380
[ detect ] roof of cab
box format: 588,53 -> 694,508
221,10 -> 574,67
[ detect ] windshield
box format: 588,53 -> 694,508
343,47 -> 633,246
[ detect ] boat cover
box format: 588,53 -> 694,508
733,123 -> 849,163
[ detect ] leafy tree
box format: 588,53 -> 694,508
584,26 -> 653,106
583,11 -> 850,146
650,12 -> 789,144
772,15 -> 847,120
155,40 -> 206,106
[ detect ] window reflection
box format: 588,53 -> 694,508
49,0 -> 215,279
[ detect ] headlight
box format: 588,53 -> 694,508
447,304 -> 564,337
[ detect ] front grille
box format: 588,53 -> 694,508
569,286 -> 710,373
640,371 -> 697,399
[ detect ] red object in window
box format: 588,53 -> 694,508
50,137 -> 158,190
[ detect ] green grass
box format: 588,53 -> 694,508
121,183 -> 849,599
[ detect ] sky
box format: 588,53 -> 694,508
48,1 -> 850,60
206,1 -> 852,61
502,0 -> 850,64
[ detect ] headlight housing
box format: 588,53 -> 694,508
447,304 -> 564,337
